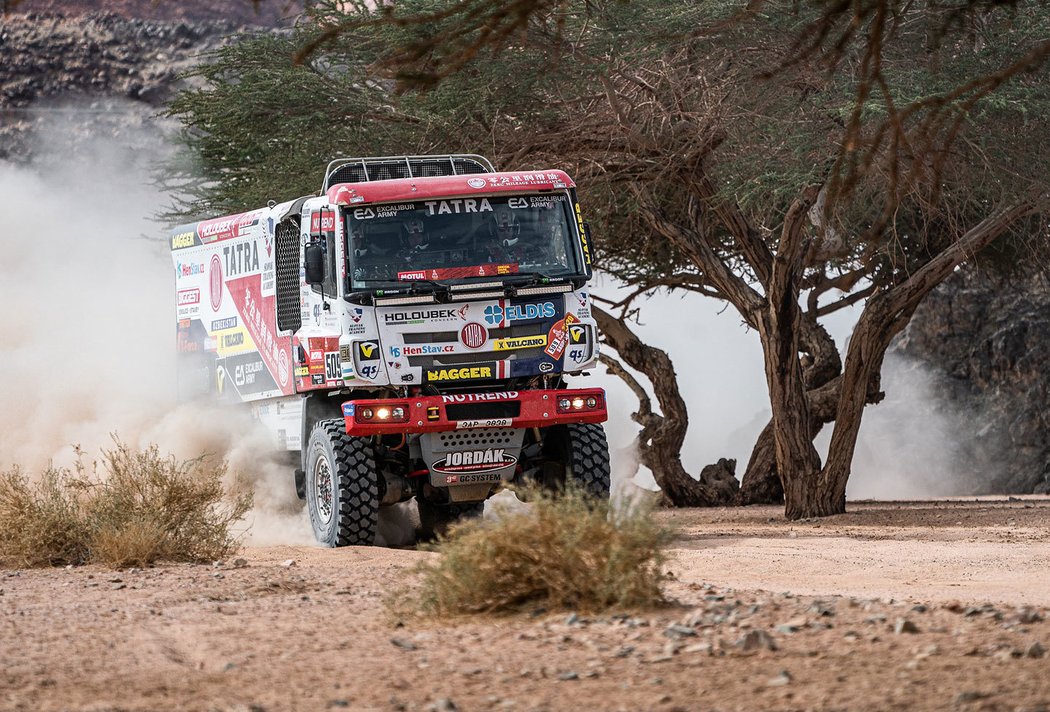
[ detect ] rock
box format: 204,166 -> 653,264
233,558 -> 248,568
737,630 -> 777,652
766,671 -> 792,687
280,559 -> 296,568
390,638 -> 417,651
427,699 -> 458,712
1025,642 -> 1046,658
894,618 -> 920,634
664,624 -> 697,639
557,671 -> 579,681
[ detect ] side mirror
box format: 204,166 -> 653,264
304,242 -> 325,285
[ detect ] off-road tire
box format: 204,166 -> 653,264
305,419 -> 380,547
416,499 -> 485,541
543,422 -> 611,500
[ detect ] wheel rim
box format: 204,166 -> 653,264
313,452 -> 334,525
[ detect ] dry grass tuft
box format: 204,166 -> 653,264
415,488 -> 672,615
0,440 -> 252,568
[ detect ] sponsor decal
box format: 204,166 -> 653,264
423,198 -> 492,215
211,316 -> 238,331
347,307 -> 364,324
311,373 -> 325,385
310,208 -> 336,236
538,362 -> 555,373
295,366 -> 310,377
343,403 -> 356,417
177,288 -> 200,306
175,261 -> 204,280
432,449 -> 517,475
196,211 -> 260,244
455,418 -> 512,429
483,301 -> 555,327
493,335 -> 546,351
357,341 -> 379,360
223,241 -> 260,277
227,277 -> 293,392
359,364 -> 380,379
569,325 -> 587,344
396,344 -> 454,357
441,391 -> 518,403
383,308 -> 457,325
575,203 -> 592,266
222,332 -> 244,349
445,472 -> 505,484
467,177 -> 487,189
426,364 -> 494,382
350,203 -> 414,220
171,231 -> 195,249
265,217 -> 274,257
545,312 -> 579,359
483,173 -> 567,188
340,344 -> 352,361
568,347 -> 587,364
209,255 -> 223,311
396,264 -> 518,281
310,350 -> 323,362
460,322 -> 488,349
457,305 -> 469,320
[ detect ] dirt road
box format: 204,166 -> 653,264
3,499 -> 1049,711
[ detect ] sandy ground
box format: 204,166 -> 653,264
3,499 -> 1050,712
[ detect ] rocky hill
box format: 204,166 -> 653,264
0,2 -> 297,161
892,270 -> 1050,494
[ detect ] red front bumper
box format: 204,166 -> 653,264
341,388 -> 607,436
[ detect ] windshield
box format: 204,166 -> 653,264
346,194 -> 582,289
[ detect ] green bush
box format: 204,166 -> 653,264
0,440 -> 251,568
415,488 -> 672,615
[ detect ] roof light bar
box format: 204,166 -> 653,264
515,284 -> 574,296
374,295 -> 437,307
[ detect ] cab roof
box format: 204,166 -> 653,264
325,170 -> 575,207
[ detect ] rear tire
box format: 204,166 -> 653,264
416,498 -> 485,541
542,422 -> 611,499
305,419 -> 380,547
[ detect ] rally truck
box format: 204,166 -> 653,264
171,154 -> 610,546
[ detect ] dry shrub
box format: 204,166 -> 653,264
416,488 -> 672,615
0,466 -> 92,567
0,440 -> 252,568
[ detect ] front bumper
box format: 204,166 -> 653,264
341,388 -> 607,436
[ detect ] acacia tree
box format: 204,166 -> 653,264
167,1 -> 1050,517
531,3 -> 1050,517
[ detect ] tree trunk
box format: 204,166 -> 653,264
761,188 -> 824,518
817,201 -> 1039,510
593,306 -> 730,506
739,318 -> 842,504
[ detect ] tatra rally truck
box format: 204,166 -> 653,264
171,155 -> 610,546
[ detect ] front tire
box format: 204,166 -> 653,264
541,422 -> 611,499
305,419 -> 380,547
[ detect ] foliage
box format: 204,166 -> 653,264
0,441 -> 252,568
414,488 -> 672,615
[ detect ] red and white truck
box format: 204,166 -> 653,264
171,155 -> 609,546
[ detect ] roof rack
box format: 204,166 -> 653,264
321,154 -> 496,192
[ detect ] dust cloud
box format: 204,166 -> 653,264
587,280 -> 988,500
0,106 -> 311,546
